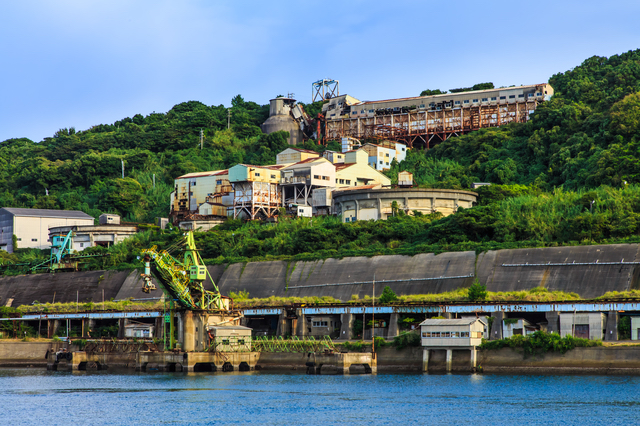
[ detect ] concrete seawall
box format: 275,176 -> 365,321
0,243 -> 639,306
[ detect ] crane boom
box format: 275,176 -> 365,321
140,231 -> 229,311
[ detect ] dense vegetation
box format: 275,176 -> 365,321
3,49 -> 640,274
480,331 -> 602,358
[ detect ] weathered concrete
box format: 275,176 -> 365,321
339,313 -> 354,339
477,244 -> 640,298
605,311 -> 618,341
479,346 -> 640,374
491,311 -> 505,340
0,341 -> 66,367
387,313 -> 400,338
137,351 -> 260,372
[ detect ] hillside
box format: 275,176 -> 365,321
2,49 -> 640,270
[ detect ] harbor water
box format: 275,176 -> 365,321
0,368 -> 639,425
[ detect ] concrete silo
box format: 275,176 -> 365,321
260,97 -> 304,146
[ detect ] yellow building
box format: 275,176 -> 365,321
170,170 -> 232,223
276,147 -> 320,165
335,150 -> 391,188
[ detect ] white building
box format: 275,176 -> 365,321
360,142 -> 407,171
630,317 -> 640,341
0,208 -> 94,253
419,318 -> 486,372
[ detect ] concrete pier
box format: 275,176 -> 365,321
137,351 -> 260,372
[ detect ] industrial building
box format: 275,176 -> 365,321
321,84 -> 553,148
332,187 -> 477,222
0,208 -> 95,253
229,163 -> 284,220
48,214 -> 138,251
260,97 -> 313,146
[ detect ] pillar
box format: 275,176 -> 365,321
296,310 -> 307,337
387,313 -> 400,338
181,311 -> 196,352
441,312 -> 453,319
470,348 -> 477,370
117,319 -> 125,339
339,313 -> 353,340
545,311 -> 560,335
240,316 -> 249,327
491,311 -> 504,340
446,349 -> 453,372
605,311 -> 618,341
276,310 -> 287,336
422,349 -> 430,372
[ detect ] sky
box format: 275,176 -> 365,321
1,0 -> 640,143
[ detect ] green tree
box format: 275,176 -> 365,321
379,286 -> 398,304
468,280 -> 487,301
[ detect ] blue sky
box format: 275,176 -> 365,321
2,0 -> 639,143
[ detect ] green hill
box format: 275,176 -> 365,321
3,49 -> 640,270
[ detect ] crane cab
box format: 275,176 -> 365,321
190,265 -> 207,281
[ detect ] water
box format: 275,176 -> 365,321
0,369 -> 638,425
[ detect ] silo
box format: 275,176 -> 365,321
260,97 -> 304,146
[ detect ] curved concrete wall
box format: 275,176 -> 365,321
1,244 -> 639,306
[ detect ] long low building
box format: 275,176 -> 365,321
332,187 -> 478,222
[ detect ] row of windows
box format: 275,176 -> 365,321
313,175 -> 331,181
253,172 -> 277,179
312,321 -> 328,327
422,331 -> 483,338
350,93 -> 544,115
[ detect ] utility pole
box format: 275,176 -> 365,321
121,159 -> 125,179
372,274 -> 375,353
227,109 -> 231,130
200,129 -> 204,150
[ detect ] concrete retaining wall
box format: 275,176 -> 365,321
1,243 -> 640,306
0,341 -> 68,366
479,346 -> 640,374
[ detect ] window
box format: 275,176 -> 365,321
369,109 -> 374,113
314,175 -> 320,179
385,153 -> 389,157
338,155 -> 342,159
222,339 -> 230,345
361,110 -> 365,114
31,238 -> 37,242
352,111 -> 358,115
419,104 -> 425,108
401,147 -> 405,151
17,238 -> 21,241
385,162 -> 389,166
192,181 -> 196,186
536,92 -> 542,96
509,95 -> 515,99
490,97 -> 497,101
481,98 -> 488,102
461,332 -> 469,337
312,321 -> 328,327
432,332 -> 440,338
339,179 -> 345,184
271,174 -> 276,179
379,160 -> 383,164
345,180 -> 351,184
472,99 -> 478,103
464,100 -> 470,104
500,96 -> 506,100
518,94 -> 524,98
454,100 -> 460,105
451,332 -> 460,338
79,243 -> 84,248
255,172 -> 260,177
345,217 -> 350,222
429,102 -> 435,107
216,180 -> 222,185
238,339 -> 245,345
422,332 -> 427,337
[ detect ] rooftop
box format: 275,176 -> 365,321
0,208 -> 94,220
419,318 -> 486,326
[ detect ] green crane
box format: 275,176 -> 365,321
140,231 -> 228,311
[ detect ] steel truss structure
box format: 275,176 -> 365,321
252,336 -> 336,353
312,79 -> 339,102
233,181 -> 281,220
325,100 -> 541,148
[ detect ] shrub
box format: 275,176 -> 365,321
392,331 -> 421,350
379,286 -> 398,304
480,331 -> 601,358
468,280 -> 487,301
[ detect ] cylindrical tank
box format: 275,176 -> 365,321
261,98 -> 303,146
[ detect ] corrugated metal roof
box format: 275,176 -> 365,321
177,169 -> 226,179
0,208 -> 94,220
287,147 -> 321,154
419,318 -> 486,326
